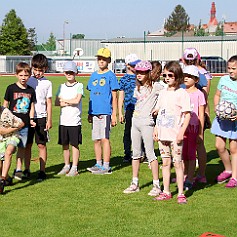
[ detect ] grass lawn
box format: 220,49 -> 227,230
0,75 -> 236,237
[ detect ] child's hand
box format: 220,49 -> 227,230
111,114 -> 117,127
46,120 -> 52,130
30,120 -> 36,128
152,109 -> 158,116
118,113 -> 124,124
230,115 -> 237,121
176,133 -> 184,144
153,127 -> 158,141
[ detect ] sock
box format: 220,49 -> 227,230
153,179 -> 160,188
65,164 -> 70,169
103,162 -> 110,170
71,165 -> 77,171
96,160 -> 102,166
132,177 -> 139,186
16,169 -> 22,172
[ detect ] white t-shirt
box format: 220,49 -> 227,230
27,76 -> 52,118
58,82 -> 84,126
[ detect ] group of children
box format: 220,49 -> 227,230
1,48 -> 237,203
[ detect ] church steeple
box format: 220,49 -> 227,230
208,2 -> 218,25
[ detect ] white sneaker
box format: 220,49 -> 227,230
66,168 -> 79,177
123,183 -> 140,194
148,184 -> 161,196
57,166 -> 70,175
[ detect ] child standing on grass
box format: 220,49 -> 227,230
182,65 -> 206,190
26,54 -> 52,181
211,55 -> 237,188
55,61 -> 83,176
3,62 -> 36,181
86,48 -> 119,175
0,106 -> 24,194
123,60 -> 164,196
153,61 -> 191,204
118,53 -> 141,163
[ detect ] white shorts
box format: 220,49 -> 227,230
92,115 -> 111,140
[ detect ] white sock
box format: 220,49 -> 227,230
96,160 -> 102,166
65,164 -> 70,169
153,179 -> 160,188
71,165 -> 77,171
103,162 -> 110,170
132,177 -> 139,186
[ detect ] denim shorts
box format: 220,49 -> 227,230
18,127 -> 29,148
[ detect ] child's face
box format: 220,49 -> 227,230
136,70 -> 148,83
184,74 -> 197,87
16,70 -> 30,85
97,56 -> 109,70
64,71 -> 76,82
228,61 -> 237,80
162,69 -> 176,87
32,67 -> 46,79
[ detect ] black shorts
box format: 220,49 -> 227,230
58,125 -> 82,146
27,118 -> 49,145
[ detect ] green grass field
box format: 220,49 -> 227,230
0,75 -> 236,237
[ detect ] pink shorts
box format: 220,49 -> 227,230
182,131 -> 198,161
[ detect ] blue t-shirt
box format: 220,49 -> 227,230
119,73 -> 137,111
217,75 -> 237,108
87,70 -> 119,115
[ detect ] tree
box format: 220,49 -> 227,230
28,27 -> 37,51
194,20 -> 209,36
164,5 -> 190,36
0,9 -> 31,55
72,34 -> 85,39
215,23 -> 224,36
43,32 -> 56,51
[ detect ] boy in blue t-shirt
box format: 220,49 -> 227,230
118,54 -> 140,162
87,48 -> 119,174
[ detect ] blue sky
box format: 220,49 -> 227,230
0,0 -> 236,43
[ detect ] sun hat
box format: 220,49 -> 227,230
134,60 -> 152,71
125,54 -> 141,66
96,48 -> 111,58
183,48 -> 198,60
63,61 -> 77,73
183,65 -> 199,77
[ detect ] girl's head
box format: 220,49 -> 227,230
227,55 -> 237,80
183,65 -> 199,88
183,48 -> 198,66
163,61 -> 183,89
134,60 -> 152,89
151,61 -> 162,82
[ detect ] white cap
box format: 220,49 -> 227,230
183,65 -> 199,77
63,61 -> 77,73
125,54 -> 141,66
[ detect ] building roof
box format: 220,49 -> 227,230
224,22 -> 237,34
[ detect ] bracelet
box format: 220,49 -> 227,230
30,118 -> 34,120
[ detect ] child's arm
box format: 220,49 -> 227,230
214,89 -> 221,109
198,105 -> 205,140
111,90 -> 118,127
153,124 -> 159,142
29,102 -> 36,127
61,94 -> 82,106
3,100 -> 9,108
176,111 -> 191,144
118,90 -> 124,123
46,97 -> 52,130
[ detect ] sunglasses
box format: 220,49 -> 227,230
162,73 -> 174,78
65,71 -> 75,75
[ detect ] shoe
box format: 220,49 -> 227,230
123,183 -> 140,194
123,155 -> 131,163
0,178 -> 5,194
217,171 -> 232,184
87,164 -> 103,172
92,166 -> 112,175
57,166 -> 70,175
154,192 -> 172,201
148,184 -> 161,196
177,194 -> 187,204
225,178 -> 237,188
13,169 -> 22,181
193,175 -> 207,184
66,168 -> 79,177
5,176 -> 13,186
37,171 -> 47,182
22,169 -> 31,179
184,180 -> 193,191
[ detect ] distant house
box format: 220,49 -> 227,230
224,22 -> 237,36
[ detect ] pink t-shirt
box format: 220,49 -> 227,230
187,89 -> 206,133
155,88 -> 191,141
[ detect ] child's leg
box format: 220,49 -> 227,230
196,137 -> 207,177
162,157 -> 172,194
94,140 -> 102,164
2,144 -> 15,178
63,144 -> 70,166
71,145 -> 79,167
38,144 -> 47,172
24,143 -> 32,170
229,139 -> 237,179
16,147 -> 25,171
123,110 -> 133,159
101,138 -> 110,163
215,136 -> 231,171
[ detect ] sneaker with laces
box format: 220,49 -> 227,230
217,171 -> 232,184
177,194 -> 187,204
92,166 -> 112,175
37,171 -> 47,182
123,183 -> 140,194
87,164 -> 103,172
13,169 -> 22,180
0,178 -> 5,194
66,168 -> 79,177
5,176 -> 13,186
154,192 -> 172,201
57,166 -> 70,175
225,178 -> 237,188
22,169 -> 31,179
148,184 -> 161,196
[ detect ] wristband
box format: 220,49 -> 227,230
30,118 -> 34,120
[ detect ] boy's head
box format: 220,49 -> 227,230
63,61 -> 78,80
96,48 -> 111,70
183,65 -> 199,83
31,54 -> 48,79
15,62 -> 31,85
125,54 -> 141,73
227,55 -> 237,80
183,48 -> 198,66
